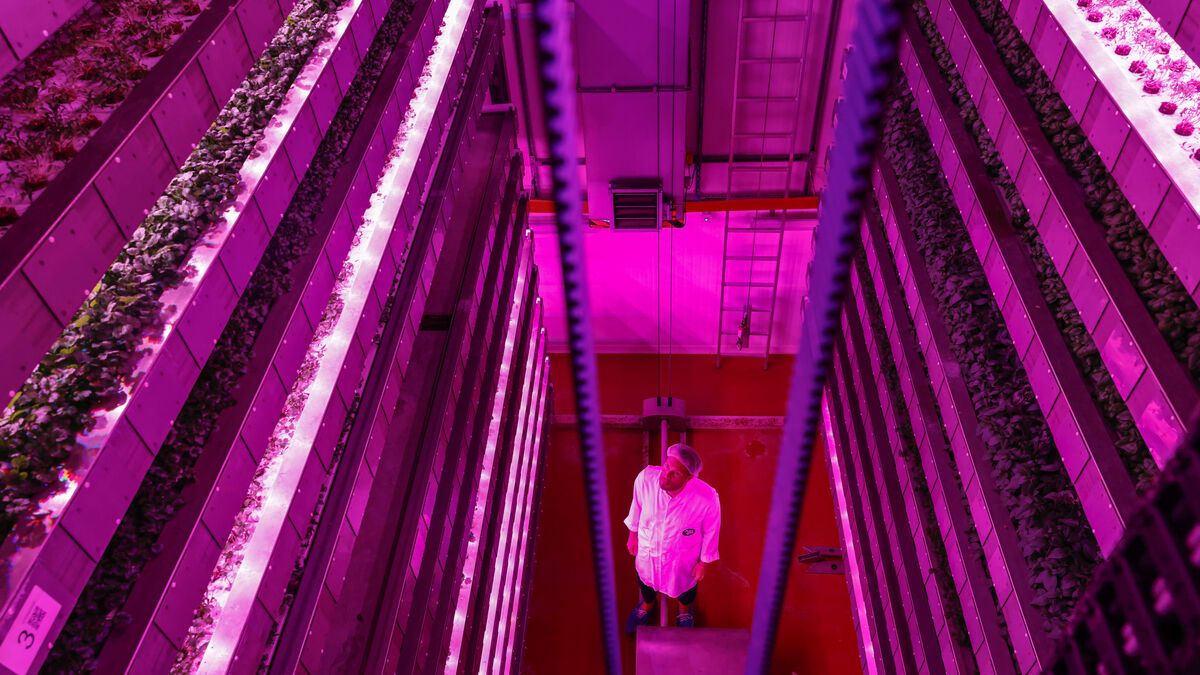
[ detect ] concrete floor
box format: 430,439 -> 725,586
635,627 -> 750,674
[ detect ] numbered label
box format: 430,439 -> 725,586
0,586 -> 61,674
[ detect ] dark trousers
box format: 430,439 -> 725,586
638,576 -> 697,606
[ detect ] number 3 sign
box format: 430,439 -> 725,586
0,586 -> 61,674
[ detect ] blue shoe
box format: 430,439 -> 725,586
677,611 -> 695,627
626,603 -> 653,635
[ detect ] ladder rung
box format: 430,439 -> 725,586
722,306 -> 770,312
729,165 -> 790,172
725,282 -> 774,288
726,255 -> 780,261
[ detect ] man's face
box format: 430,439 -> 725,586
659,456 -> 692,492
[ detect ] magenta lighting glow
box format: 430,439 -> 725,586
1070,0 -> 1200,146
492,338 -> 549,674
478,307 -> 547,672
0,0 -> 349,649
822,393 -> 880,675
1041,0 -> 1200,245
443,235 -> 533,673
174,0 -> 477,670
495,349 -> 550,674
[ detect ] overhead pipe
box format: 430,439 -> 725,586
744,0 -> 899,671
530,0 -> 623,673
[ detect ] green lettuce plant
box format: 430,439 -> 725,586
40,2 -> 416,670
965,0 -> 1200,381
881,79 -> 1101,634
0,0 -> 341,546
911,0 -> 1157,490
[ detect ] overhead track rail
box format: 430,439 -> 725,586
530,0 -> 623,673
744,0 -> 899,670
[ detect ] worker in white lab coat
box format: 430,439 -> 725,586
624,443 -> 721,633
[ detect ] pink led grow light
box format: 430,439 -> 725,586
443,238 -> 532,674
491,340 -> 548,674
494,350 -> 550,675
822,392 -> 878,675
175,0 -> 477,670
477,311 -> 545,669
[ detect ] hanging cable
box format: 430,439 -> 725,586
668,218 -> 674,398
530,1 -> 622,672
656,0 -> 663,400
668,0 -> 676,398
743,0 -> 899,670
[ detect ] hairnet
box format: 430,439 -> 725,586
666,443 -> 703,477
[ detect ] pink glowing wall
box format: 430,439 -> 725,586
523,354 -> 862,675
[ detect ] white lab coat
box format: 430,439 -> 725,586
623,465 -> 721,598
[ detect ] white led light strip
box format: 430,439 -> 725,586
494,348 -> 550,675
443,239 -> 532,674
477,311 -> 545,669
182,1 -> 477,671
488,329 -> 547,673
822,393 -> 878,675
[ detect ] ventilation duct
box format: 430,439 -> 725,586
610,182 -> 662,230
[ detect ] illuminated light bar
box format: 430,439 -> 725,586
478,310 -> 545,668
822,392 -> 878,675
443,237 -> 533,674
1053,0 -> 1200,161
490,337 -> 548,674
496,349 -> 551,675
481,321 -> 545,666
177,1 -> 478,671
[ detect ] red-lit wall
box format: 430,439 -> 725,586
521,354 -> 862,674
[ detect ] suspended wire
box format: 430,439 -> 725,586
656,0 -> 662,400
668,0 -> 676,398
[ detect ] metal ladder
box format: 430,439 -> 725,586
714,1 -> 814,367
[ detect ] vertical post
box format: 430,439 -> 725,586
659,417 -> 670,626
659,419 -> 669,465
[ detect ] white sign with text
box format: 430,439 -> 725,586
0,586 -> 61,674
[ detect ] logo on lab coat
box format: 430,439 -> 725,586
682,528 -> 696,536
